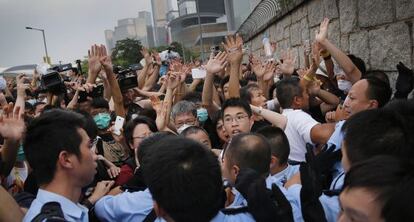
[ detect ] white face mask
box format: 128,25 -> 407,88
337,80 -> 352,93
177,124 -> 192,134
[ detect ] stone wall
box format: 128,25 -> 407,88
242,0 -> 414,89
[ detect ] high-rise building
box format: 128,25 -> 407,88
151,0 -> 169,46
169,0 -> 228,59
104,11 -> 155,51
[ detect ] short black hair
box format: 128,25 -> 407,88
343,156 -> 414,221
364,70 -> 390,86
225,133 -> 271,175
364,76 -> 392,108
256,126 -> 290,165
142,137 -> 223,222
240,83 -> 260,104
124,116 -> 158,149
137,132 -> 175,165
77,110 -> 98,139
341,109 -> 412,165
221,97 -> 252,117
91,97 -> 109,110
276,77 -> 302,109
348,54 -> 366,75
220,75 -> 230,90
23,109 -> 86,185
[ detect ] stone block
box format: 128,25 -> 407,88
290,22 -> 302,46
349,31 -> 370,69
396,0 -> 414,20
328,19 -> 340,48
284,26 -> 290,41
340,34 -> 349,53
369,22 -> 412,71
386,71 -> 398,92
339,0 -> 357,33
309,26 -> 319,43
308,0 -> 325,27
292,46 -> 301,68
300,18 -> 310,42
292,5 -> 307,22
298,46 -> 306,68
323,0 -> 338,19
274,22 -> 284,41
358,0 -> 393,27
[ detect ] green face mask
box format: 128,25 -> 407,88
94,113 -> 111,130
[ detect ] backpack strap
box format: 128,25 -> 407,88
31,202 -> 67,222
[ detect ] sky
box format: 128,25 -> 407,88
0,0 -> 152,67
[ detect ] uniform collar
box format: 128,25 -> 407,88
36,189 -> 88,220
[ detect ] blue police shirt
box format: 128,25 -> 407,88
327,120 -> 346,179
23,189 -> 89,222
265,164 -> 300,187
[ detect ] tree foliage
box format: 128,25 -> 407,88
111,38 -> 143,67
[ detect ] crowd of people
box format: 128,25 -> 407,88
0,17 -> 414,222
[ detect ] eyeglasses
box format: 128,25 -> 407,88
223,114 -> 248,124
175,119 -> 196,128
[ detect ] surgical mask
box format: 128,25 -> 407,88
177,124 -> 192,134
93,113 -> 111,130
337,80 -> 352,93
16,144 -> 25,162
0,76 -> 6,91
197,108 -> 208,123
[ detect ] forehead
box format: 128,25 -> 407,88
133,123 -> 151,134
349,79 -> 368,96
223,106 -> 247,116
175,112 -> 196,120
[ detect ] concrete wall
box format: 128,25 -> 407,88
241,0 -> 414,89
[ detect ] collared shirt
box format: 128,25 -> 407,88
282,109 -> 319,162
23,189 -> 89,222
96,188 -> 255,222
266,164 -> 300,187
95,188 -> 164,222
327,120 -> 346,178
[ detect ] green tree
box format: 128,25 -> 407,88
111,38 -> 143,67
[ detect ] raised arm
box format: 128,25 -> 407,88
137,47 -> 152,89
87,44 -> 103,84
316,18 -> 361,84
250,104 -> 287,130
99,45 -> 126,117
203,52 -> 227,115
223,34 -> 243,98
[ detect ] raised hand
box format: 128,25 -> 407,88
205,51 -> 227,74
99,45 -> 113,74
16,74 -> 30,94
166,72 -> 180,90
311,42 -> 322,67
0,103 -> 25,140
395,62 -> 414,98
88,44 -> 103,75
140,47 -> 152,65
222,34 -> 243,64
315,18 -> 330,43
152,50 -> 162,66
279,49 -> 296,75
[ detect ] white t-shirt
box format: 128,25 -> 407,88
282,109 -> 319,162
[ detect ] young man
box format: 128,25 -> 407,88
221,98 -> 254,139
256,126 -> 299,187
23,110 -> 101,221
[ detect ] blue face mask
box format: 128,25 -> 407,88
94,113 -> 111,130
197,108 -> 208,123
16,144 -> 25,162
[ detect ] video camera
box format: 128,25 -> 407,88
114,65 -> 140,92
51,63 -> 73,73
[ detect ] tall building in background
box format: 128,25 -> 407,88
151,0 -> 169,46
104,11 -> 155,52
169,0 -> 228,59
224,0 -> 260,31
